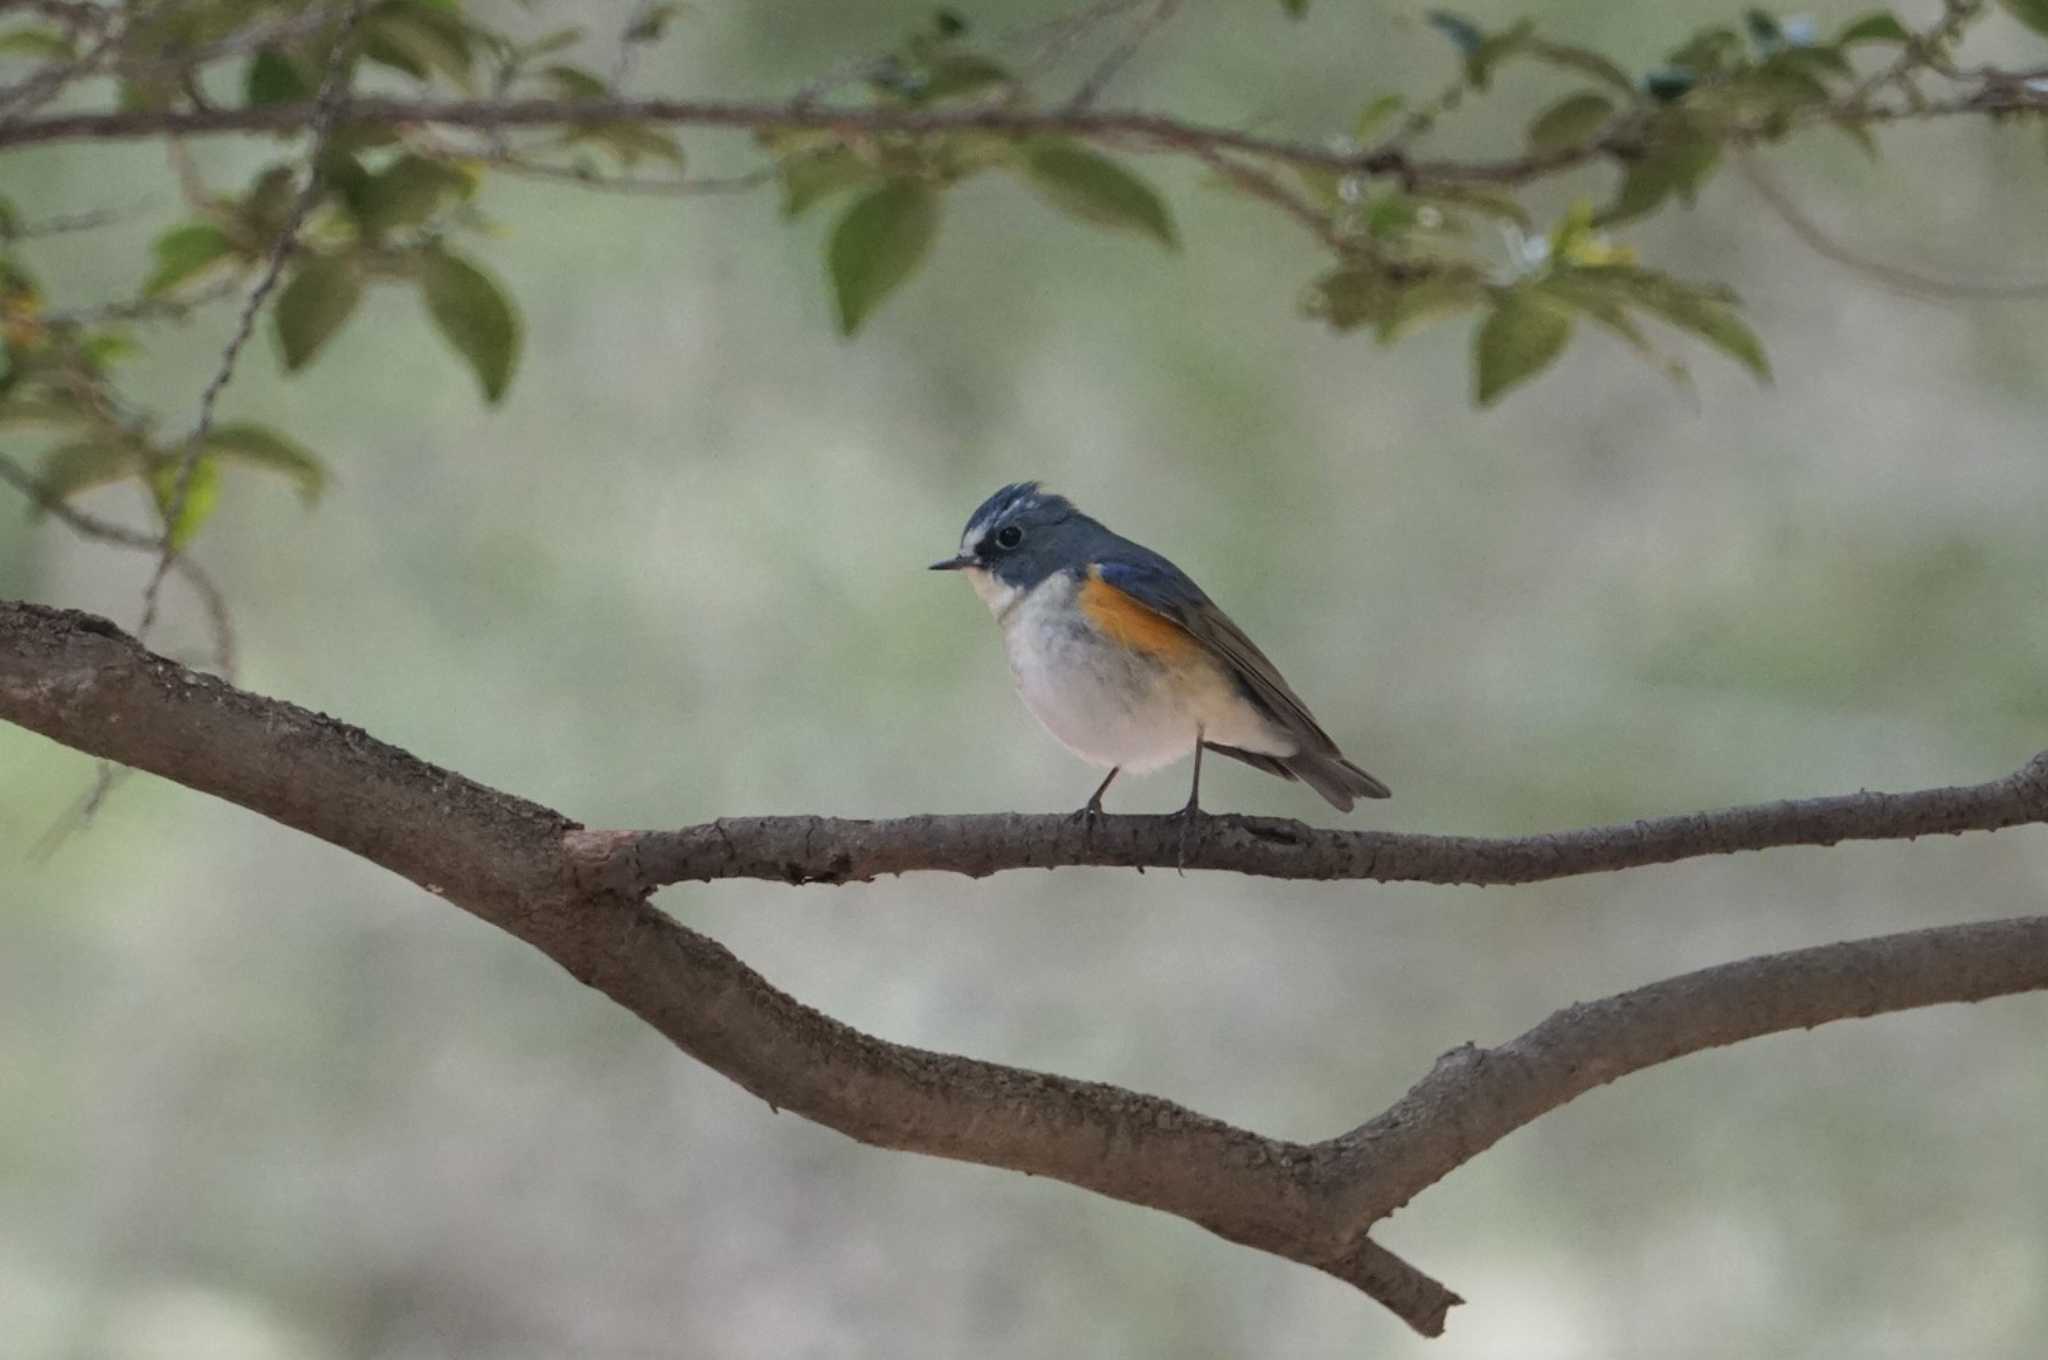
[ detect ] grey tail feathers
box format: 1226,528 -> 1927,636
1203,743 -> 1391,812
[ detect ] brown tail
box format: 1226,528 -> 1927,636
1204,743 -> 1391,812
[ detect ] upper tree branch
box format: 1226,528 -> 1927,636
4,598 -> 2045,1339
3,87 -> 2042,177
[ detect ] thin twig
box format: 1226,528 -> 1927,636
1003,0 -> 1147,78
45,277 -> 242,327
1067,0 -> 1181,110
3,83 -> 2045,173
1846,0 -> 1985,109
0,199 -> 150,240
0,450 -> 157,547
1191,143 -> 1347,252
1738,152 -> 2048,301
136,0 -> 367,644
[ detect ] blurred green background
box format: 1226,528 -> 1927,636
5,1 -> 2048,1355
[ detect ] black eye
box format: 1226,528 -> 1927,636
995,525 -> 1024,550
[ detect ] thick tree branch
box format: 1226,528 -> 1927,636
4,598 -> 2044,1340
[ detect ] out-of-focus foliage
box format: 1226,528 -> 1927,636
1,0 -> 2041,561
6,3 -> 2048,1356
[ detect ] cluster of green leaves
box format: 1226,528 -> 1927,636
1292,5 -> 1949,403
0,0 -> 2039,556
0,0 -> 691,545
765,13 -> 1179,335
0,248 -> 322,546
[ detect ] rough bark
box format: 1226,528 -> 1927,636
5,599 -> 2044,1338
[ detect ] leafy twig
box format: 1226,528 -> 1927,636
136,0 -> 368,643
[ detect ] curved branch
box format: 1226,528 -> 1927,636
0,599 -> 1456,1335
5,599 -> 2045,1341
578,751 -> 2048,891
1319,914 -> 2048,1235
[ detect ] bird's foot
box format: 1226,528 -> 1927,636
1068,797 -> 1107,835
1168,798 -> 1205,873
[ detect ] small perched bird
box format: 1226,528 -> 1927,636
931,482 -> 1389,815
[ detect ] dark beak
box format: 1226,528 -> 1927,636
928,555 -> 976,572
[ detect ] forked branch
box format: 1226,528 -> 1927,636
3,599 -> 2043,1338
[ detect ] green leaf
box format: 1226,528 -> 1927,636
1375,273 -> 1488,343
0,26 -> 75,59
1021,143 -> 1177,248
781,146 -> 880,218
1527,92 -> 1616,152
827,181 -> 941,336
1595,117 -> 1720,226
273,256 -> 363,371
2001,0 -> 2048,37
365,8 -> 474,90
1666,25 -> 1743,75
36,439 -> 146,506
419,249 -> 521,402
542,63 -> 609,99
1525,40 -> 1639,95
200,422 -> 327,504
1764,44 -> 1853,79
1304,266 -> 1394,331
569,122 -> 686,167
79,331 -> 140,370
1837,11 -> 1911,44
1475,288 -> 1574,406
1416,184 -> 1532,228
1364,192 -> 1420,239
1564,265 -> 1770,380
1464,20 -> 1535,87
144,224 -> 237,296
623,4 -> 678,43
245,48 -> 309,106
918,53 -> 1011,101
356,155 -> 474,234
1354,93 -> 1405,143
1280,0 -> 1309,15
521,27 -> 586,57
147,457 -> 221,550
1540,275 -> 1690,386
1426,10 -> 1486,55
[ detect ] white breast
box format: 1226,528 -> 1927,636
987,571 -> 1294,775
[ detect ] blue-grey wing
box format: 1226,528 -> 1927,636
1094,554 -> 1344,755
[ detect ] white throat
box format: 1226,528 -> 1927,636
963,565 -> 1023,621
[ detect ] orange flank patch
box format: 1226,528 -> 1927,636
1079,569 -> 1203,663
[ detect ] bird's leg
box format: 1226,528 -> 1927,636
1172,730 -> 1206,871
1180,735 -> 1205,818
1071,766 -> 1120,825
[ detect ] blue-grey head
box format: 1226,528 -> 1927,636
930,482 -> 1102,611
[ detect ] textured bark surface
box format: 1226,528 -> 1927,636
5,599 -> 2044,1339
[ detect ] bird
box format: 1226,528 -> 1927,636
930,482 -> 1389,816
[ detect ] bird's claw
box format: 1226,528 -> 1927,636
1169,800 -> 1205,872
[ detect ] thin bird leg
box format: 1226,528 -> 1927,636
1172,729 -> 1206,872
1073,766 -> 1120,821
